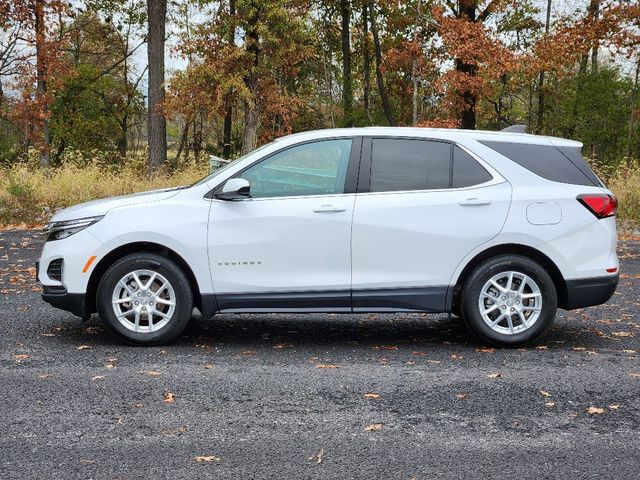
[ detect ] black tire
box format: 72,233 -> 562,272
460,255 -> 557,347
96,252 -> 194,345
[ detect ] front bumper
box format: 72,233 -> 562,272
41,285 -> 89,319
562,274 -> 619,310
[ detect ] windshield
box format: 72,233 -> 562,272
190,142 -> 277,187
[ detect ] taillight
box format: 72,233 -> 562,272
577,194 -> 618,218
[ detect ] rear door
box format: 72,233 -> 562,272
351,137 -> 512,311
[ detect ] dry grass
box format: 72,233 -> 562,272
604,164 -> 640,226
0,160 -> 208,226
1,155 -> 639,228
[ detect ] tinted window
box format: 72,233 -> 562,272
239,139 -> 352,198
556,146 -> 603,187
452,146 -> 493,187
370,139 -> 450,192
480,141 -> 597,186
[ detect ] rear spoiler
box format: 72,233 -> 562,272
501,125 -> 527,133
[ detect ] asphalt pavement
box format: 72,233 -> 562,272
1,230 -> 639,479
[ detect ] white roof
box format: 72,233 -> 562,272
275,127 -> 582,148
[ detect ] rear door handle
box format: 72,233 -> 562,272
459,198 -> 492,206
313,204 -> 346,213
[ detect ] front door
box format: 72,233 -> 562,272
208,137 -> 359,311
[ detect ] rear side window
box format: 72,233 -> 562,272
556,146 -> 603,187
370,139 -> 450,192
453,146 -> 493,188
480,141 -> 597,186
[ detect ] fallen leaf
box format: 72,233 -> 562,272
476,347 -> 495,353
626,372 -> 640,378
363,393 -> 380,399
204,364 -> 214,369
623,349 -> 636,354
38,373 -> 53,379
316,364 -> 340,369
585,406 -> 605,414
455,393 -> 469,400
241,350 -> 257,355
536,345 -> 548,350
539,390 -> 552,397
308,448 -> 325,464
608,404 -> 621,410
381,345 -> 398,351
450,354 -> 463,360
364,423 -> 384,432
426,360 -> 441,365
163,426 -> 188,435
272,343 -> 292,349
193,455 -> 222,463
77,345 -> 92,350
487,372 -> 503,379
612,331 -> 633,338
13,353 -> 31,361
92,375 -> 105,381
164,391 -> 176,403
411,351 -> 428,356
140,371 -> 162,377
133,403 -> 144,408
545,402 -> 556,407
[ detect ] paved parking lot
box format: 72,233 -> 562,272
1,230 -> 639,479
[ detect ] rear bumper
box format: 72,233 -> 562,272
41,285 -> 89,319
562,275 -> 618,310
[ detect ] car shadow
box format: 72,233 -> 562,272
46,311 -> 588,352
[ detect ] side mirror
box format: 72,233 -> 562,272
215,178 -> 251,201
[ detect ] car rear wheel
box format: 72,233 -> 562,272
97,252 -> 193,345
460,255 -> 557,347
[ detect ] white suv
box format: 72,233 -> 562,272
37,128 -> 619,346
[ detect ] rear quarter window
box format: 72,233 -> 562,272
452,146 -> 493,188
480,141 -> 598,187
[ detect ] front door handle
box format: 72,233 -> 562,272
313,204 -> 346,213
459,198 -> 492,206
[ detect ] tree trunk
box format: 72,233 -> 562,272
627,58 -> 640,166
411,0 -> 422,126
456,0 -> 477,130
174,119 -> 189,166
535,0 -> 552,134
362,1 -> 371,124
241,3 -> 260,154
222,0 -> 235,158
589,0 -> 600,74
34,0 -> 50,168
340,0 -> 353,127
369,0 -> 396,126
147,0 -> 167,172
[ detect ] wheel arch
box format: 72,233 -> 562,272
86,242 -> 202,315
451,243 -> 568,311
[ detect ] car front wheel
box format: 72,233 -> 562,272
460,255 -> 557,347
96,252 -> 194,345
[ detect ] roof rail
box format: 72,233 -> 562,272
501,124 -> 527,133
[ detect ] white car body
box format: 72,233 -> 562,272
37,127 -> 618,339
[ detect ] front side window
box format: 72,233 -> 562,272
370,139 -> 450,192
239,139 -> 353,198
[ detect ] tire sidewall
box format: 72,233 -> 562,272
461,255 -> 557,347
97,253 -> 193,345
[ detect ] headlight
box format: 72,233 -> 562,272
43,216 -> 104,242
